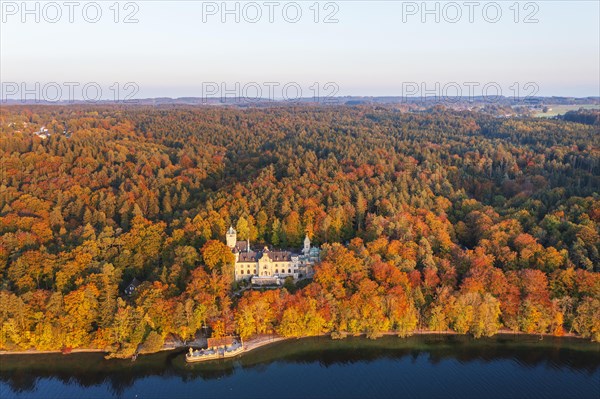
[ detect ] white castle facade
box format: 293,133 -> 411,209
226,226 -> 320,284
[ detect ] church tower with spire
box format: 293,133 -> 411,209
226,226 -> 237,249
303,234 -> 311,256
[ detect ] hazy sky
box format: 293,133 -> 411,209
1,0 -> 599,99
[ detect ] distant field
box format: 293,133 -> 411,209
534,104 -> 600,118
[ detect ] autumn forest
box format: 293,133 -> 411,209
1,105 -> 599,358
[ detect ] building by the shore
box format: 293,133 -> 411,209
226,226 -> 320,283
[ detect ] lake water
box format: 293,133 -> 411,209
1,335 -> 599,399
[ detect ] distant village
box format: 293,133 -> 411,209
5,122 -> 71,139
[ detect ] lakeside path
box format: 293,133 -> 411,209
242,335 -> 293,354
239,329 -> 584,354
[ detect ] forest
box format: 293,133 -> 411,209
0,105 -> 599,357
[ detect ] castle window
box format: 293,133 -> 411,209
275,269 -> 279,274
288,269 -> 291,273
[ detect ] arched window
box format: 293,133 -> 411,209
275,269 -> 279,274
288,269 -> 291,273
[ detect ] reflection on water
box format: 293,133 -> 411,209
1,335 -> 599,398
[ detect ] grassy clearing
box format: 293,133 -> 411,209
533,104 -> 600,118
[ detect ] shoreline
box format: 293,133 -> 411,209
0,348 -> 107,356
0,329 -> 590,357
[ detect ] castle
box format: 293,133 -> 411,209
226,226 -> 320,285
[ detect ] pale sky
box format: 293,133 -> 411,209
1,0 -> 599,99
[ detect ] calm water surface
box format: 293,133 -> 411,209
1,335 -> 599,399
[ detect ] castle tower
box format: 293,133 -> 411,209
226,226 -> 237,249
303,234 -> 311,255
